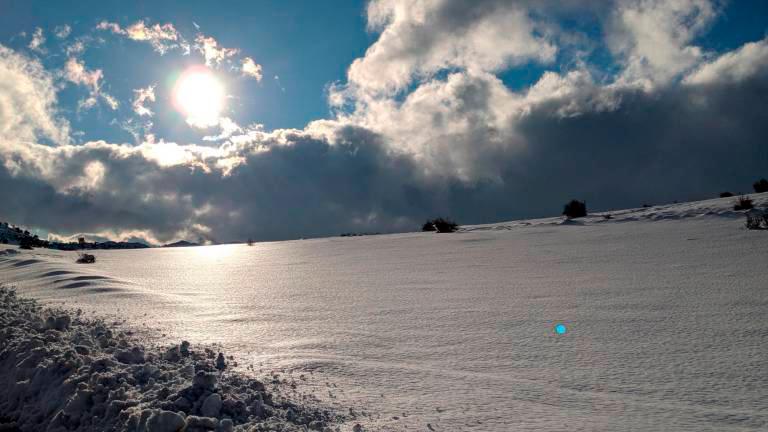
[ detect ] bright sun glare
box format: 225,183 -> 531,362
172,67 -> 225,128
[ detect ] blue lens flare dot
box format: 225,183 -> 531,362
554,323 -> 568,335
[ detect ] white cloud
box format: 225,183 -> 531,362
64,57 -> 101,90
97,20 -> 186,55
62,57 -> 117,111
194,35 -> 239,66
117,117 -> 154,144
241,57 -> 262,81
96,20 -> 253,72
684,37 -> 768,85
54,25 -> 72,39
203,117 -> 243,141
132,85 -> 156,116
607,0 -> 718,86
67,160 -> 106,191
95,21 -> 121,33
102,93 -> 119,110
65,40 -> 85,56
345,0 -> 556,96
28,28 -> 46,53
0,44 -> 69,145
329,0 -> 730,180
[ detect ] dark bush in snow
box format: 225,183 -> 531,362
563,200 -> 587,219
423,218 -> 458,233
733,196 -> 754,211
754,178 -> 768,193
434,218 -> 458,233
422,220 -> 437,232
719,192 -> 734,198
76,253 -> 96,264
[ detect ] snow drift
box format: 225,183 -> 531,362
0,287 -> 347,431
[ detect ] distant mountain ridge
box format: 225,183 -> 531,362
0,221 -> 149,250
0,219 -> 204,250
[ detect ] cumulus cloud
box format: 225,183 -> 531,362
132,85 -> 156,117
62,57 -> 117,110
241,57 -> 262,81
28,28 -> 46,53
684,37 -> 768,85
345,0 -> 556,96
54,25 -> 72,39
0,44 -> 69,145
97,20 -> 186,55
63,57 -> 101,89
330,0 -> 729,180
606,0 -> 718,86
65,40 -> 86,56
203,117 -> 242,142
194,35 -> 239,66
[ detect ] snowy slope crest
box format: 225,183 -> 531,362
463,193 -> 768,231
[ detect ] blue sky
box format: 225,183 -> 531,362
0,0 -> 375,144
0,0 -> 767,243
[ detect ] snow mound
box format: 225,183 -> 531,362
0,287 -> 347,431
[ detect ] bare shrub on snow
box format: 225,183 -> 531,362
733,196 -> 754,211
563,200 -> 587,219
745,211 -> 768,230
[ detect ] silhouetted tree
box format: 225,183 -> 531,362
421,220 -> 437,232
754,178 -> 768,193
563,200 -> 587,218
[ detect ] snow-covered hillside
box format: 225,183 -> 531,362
1,194 -> 767,431
463,192 -> 768,231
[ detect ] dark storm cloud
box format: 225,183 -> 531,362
0,127 -> 456,242
508,75 -> 768,212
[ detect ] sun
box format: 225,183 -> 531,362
172,67 -> 225,128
